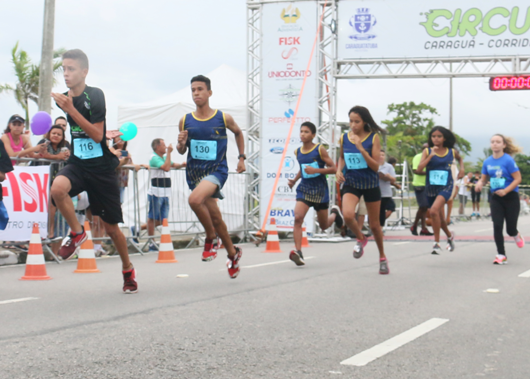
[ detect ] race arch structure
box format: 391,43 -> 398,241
246,0 -> 530,233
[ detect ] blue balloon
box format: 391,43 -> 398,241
119,122 -> 138,141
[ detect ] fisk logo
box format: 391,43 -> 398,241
281,5 -> 300,24
3,172 -> 49,213
282,47 -> 298,60
279,37 -> 300,45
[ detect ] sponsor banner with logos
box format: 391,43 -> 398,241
0,166 -> 50,241
260,2 -> 319,232
338,0 -> 530,59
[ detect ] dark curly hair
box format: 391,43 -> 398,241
428,126 -> 456,148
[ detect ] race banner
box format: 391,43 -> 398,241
338,0 -> 530,59
260,1 -> 319,233
0,166 -> 50,241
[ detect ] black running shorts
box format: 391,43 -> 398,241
296,199 -> 329,211
55,164 -> 123,224
341,185 -> 381,203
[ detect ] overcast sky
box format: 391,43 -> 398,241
1,0 -> 529,164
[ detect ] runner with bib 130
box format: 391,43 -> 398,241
336,106 -> 389,275
417,126 -> 464,255
287,122 -> 343,266
177,75 -> 246,279
474,134 -> 524,265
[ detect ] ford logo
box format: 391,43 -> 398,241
270,147 -> 284,154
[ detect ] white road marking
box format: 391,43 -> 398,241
518,269 -> 530,278
393,242 -> 411,246
340,318 -> 449,366
243,256 -> 315,269
0,297 -> 38,305
219,257 -> 316,271
474,228 -> 492,233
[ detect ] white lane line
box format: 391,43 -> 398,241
518,269 -> 530,278
393,242 -> 411,246
340,318 -> 449,367
219,257 -> 316,271
243,256 -> 315,269
474,228 -> 492,233
0,297 -> 38,305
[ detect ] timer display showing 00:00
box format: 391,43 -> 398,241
489,76 -> 530,91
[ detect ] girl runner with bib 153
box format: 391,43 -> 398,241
474,134 -> 524,265
417,126 -> 464,255
336,106 -> 389,275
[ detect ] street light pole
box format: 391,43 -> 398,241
449,63 -> 453,131
38,0 -> 55,114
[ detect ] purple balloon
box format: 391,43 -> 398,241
31,111 -> 52,135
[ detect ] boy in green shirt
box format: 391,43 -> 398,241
131,139 -> 185,250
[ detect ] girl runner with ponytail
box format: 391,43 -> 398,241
475,135 -> 524,264
336,106 -> 389,275
417,126 -> 464,255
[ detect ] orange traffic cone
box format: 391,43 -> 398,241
20,223 -> 51,280
301,227 -> 311,248
156,219 -> 177,263
263,218 -> 282,253
74,221 -> 100,273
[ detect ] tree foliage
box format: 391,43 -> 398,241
0,42 -> 65,126
382,102 -> 472,171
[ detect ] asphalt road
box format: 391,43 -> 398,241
0,216 -> 529,379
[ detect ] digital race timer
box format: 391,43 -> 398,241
489,75 -> 530,91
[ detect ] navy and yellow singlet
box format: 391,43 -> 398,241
183,110 -> 229,190
425,147 -> 455,199
340,131 -> 379,189
295,143 -> 329,204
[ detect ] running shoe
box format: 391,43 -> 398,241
289,250 -> 305,266
410,226 -> 418,236
476,212 -> 481,217
446,232 -> 455,252
58,228 -> 87,260
470,212 -> 476,217
420,229 -> 434,236
148,241 -> 158,252
94,245 -> 109,257
432,242 -> 442,255
202,237 -> 218,262
330,205 -> 344,229
515,233 -> 525,248
226,246 -> 242,279
130,225 -> 139,244
353,237 -> 368,259
379,258 -> 389,275
493,255 -> 507,265
123,267 -> 138,294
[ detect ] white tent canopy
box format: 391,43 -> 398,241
116,65 -> 248,233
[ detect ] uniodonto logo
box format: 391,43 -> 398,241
420,6 -> 530,37
349,8 -> 377,40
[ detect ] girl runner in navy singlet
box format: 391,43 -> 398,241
417,126 -> 464,255
287,122 -> 343,266
336,106 -> 389,275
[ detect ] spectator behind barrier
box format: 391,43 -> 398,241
109,135 -> 147,204
1,114 -> 46,165
0,139 -> 14,230
54,116 -> 71,150
131,138 -> 185,251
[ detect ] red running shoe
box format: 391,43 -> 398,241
123,267 -> 138,294
58,229 -> 87,260
226,246 -> 242,279
202,237 -> 218,262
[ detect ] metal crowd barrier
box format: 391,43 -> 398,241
1,158 -> 252,262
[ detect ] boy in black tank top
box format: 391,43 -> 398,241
177,75 -> 246,279
51,49 -> 137,294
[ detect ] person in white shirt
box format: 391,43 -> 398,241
457,172 -> 472,215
